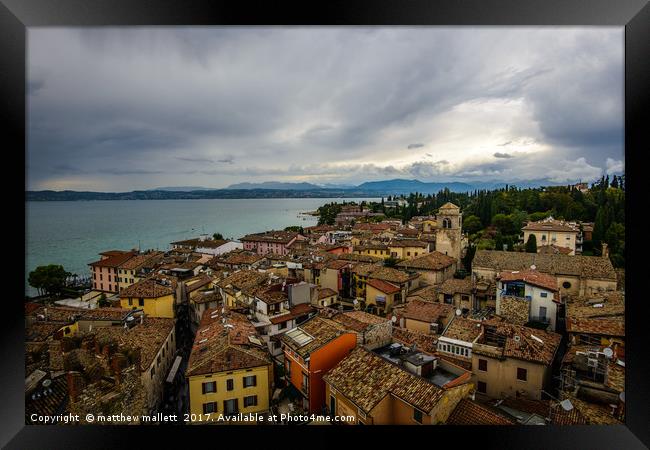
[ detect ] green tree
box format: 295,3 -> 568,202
384,257 -> 399,268
213,232 -> 224,240
525,234 -> 538,253
284,226 -> 304,234
28,264 -> 71,298
462,215 -> 483,235
97,293 -> 110,307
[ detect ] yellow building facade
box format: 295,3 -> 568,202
188,365 -> 272,423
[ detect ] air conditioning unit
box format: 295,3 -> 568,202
587,358 -> 598,368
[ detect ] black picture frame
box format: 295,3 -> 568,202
3,0 -> 648,448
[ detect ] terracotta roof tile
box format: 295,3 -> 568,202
447,398 -> 515,425
498,269 -> 559,292
281,316 -> 350,358
120,278 -> 175,298
89,251 -> 138,268
323,347 -> 444,414
391,327 -> 438,355
368,266 -> 417,284
366,278 -> 401,295
437,278 -> 473,295
402,300 -> 454,323
186,308 -> 270,376
397,251 -> 456,271
473,250 -> 616,280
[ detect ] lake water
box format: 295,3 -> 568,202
25,198 -> 378,295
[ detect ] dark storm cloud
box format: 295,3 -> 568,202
27,27 -> 623,190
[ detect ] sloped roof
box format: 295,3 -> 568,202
437,278 -> 473,295
366,278 -> 401,295
281,316 -> 349,358
186,308 -> 270,377
397,251 -> 456,271
120,278 -> 175,298
447,398 -> 515,425
323,347 -> 444,414
472,250 -> 616,280
498,269 -> 558,292
402,300 -> 454,323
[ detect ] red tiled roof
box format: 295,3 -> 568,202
498,269 -> 558,292
402,300 -> 454,323
187,308 -> 270,376
447,398 -> 515,425
397,251 -> 456,271
89,251 -> 138,268
366,278 -> 401,295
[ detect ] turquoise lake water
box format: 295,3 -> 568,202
25,198 -> 377,295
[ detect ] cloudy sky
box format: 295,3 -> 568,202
28,27 -> 624,191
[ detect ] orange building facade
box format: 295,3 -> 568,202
282,317 -> 357,413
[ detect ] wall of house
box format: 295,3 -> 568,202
365,284 -> 397,313
141,326 -> 176,413
430,383 -> 474,424
471,354 -> 547,400
91,266 -> 119,293
392,396 -> 433,425
414,264 -> 456,286
524,230 -> 577,255
362,321 -> 393,350
320,268 -> 340,293
118,268 -> 137,292
308,333 -> 357,413
405,318 -> 431,334
121,294 -> 175,318
187,364 -> 271,422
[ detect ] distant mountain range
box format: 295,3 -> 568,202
26,178 -> 580,201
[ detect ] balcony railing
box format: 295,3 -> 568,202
528,316 -> 551,324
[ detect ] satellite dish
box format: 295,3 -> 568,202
353,299 -> 358,305
603,347 -> 614,359
42,379 -> 52,388
391,316 -> 397,323
619,392 -> 625,403
530,264 -> 536,271
560,399 -> 574,411
455,309 -> 462,316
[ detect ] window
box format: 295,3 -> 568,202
226,379 -> 234,391
478,359 -> 488,372
243,375 -> 257,387
330,395 -> 336,415
202,402 -> 217,414
139,298 -> 144,306
413,409 -> 423,423
150,367 -> 155,379
302,372 -> 309,394
517,368 -> 528,381
244,395 -> 258,407
540,292 -> 548,298
202,381 -> 216,394
100,274 -> 103,281
477,381 -> 487,393
108,275 -> 112,282
562,281 -> 572,289
128,298 -> 133,306
278,322 -> 287,330
224,399 -> 238,415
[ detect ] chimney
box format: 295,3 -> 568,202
66,371 -> 85,403
602,243 -> 609,259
